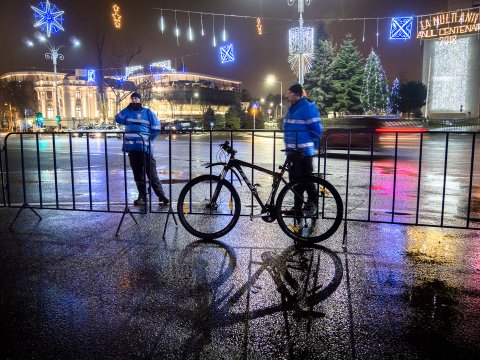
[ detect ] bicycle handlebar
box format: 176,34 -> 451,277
219,141 -> 237,155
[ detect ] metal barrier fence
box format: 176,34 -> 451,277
324,129 -> 480,235
0,145 -> 5,207
1,129 -> 479,239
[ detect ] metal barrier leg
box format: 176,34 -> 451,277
115,206 -> 138,237
162,205 -> 178,240
9,203 -> 42,229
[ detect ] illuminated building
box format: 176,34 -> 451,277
0,70 -> 242,128
421,0 -> 480,118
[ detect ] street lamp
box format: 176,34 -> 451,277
26,36 -> 80,128
191,91 -> 199,121
266,74 -> 283,117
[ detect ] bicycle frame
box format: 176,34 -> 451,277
209,155 -> 291,217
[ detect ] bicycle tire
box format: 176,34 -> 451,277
177,175 -> 241,240
276,176 -> 343,243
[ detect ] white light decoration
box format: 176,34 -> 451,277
124,65 -> 143,79
430,37 -> 469,112
188,12 -> 193,41
150,60 -> 174,72
288,26 -> 314,54
212,14 -> 217,47
223,15 -> 227,42
87,70 -> 95,83
31,0 -> 64,38
160,10 -> 165,33
174,10 -> 179,46
201,13 -> 204,36
288,26 -> 314,77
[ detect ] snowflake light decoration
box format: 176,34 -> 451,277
220,44 -> 235,64
390,17 -> 413,40
31,0 -> 64,38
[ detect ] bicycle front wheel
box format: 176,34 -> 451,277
177,175 -> 241,240
276,175 -> 343,243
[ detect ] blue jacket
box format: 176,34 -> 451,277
283,97 -> 322,156
115,105 -> 161,153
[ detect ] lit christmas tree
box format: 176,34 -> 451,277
390,78 -> 401,115
361,50 -> 389,114
304,38 -> 335,114
330,34 -> 364,115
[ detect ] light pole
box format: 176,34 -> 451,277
27,36 -> 80,128
191,92 -> 199,121
266,74 -> 283,118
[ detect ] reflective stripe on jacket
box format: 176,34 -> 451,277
283,97 -> 322,156
115,107 -> 161,153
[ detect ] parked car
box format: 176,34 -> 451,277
73,124 -> 95,137
192,121 -> 204,133
89,124 -> 121,138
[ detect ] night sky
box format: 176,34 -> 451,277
0,0 -> 446,96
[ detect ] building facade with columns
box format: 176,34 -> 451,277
0,70 -> 242,129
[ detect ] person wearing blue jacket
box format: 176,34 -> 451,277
115,92 -> 169,206
283,83 -> 323,213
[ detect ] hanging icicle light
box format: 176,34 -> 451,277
160,9 -> 165,33
362,19 -> 366,42
201,13 -> 205,36
223,15 -> 227,42
174,10 -> 180,46
212,14 -> 217,47
376,18 -> 379,46
188,11 -> 193,41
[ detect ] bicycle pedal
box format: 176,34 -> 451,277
254,183 -> 261,188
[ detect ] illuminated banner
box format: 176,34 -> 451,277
417,10 -> 480,42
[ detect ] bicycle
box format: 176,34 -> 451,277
177,141 -> 343,242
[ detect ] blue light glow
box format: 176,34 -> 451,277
31,0 -> 64,38
87,70 -> 95,83
220,44 -> 234,64
390,17 -> 413,40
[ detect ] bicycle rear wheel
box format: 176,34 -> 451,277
276,175 -> 343,243
177,175 -> 241,240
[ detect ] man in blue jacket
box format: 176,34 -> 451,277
283,83 -> 323,213
115,92 -> 169,206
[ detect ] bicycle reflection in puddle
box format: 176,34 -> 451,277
171,240 -> 344,355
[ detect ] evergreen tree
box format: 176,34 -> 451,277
304,38 -> 335,114
399,81 -> 427,118
330,34 -> 364,115
224,103 -> 245,130
390,78 -> 401,115
361,50 -> 389,114
242,106 -> 265,129
202,106 -> 215,129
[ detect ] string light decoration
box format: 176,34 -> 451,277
188,12 -> 193,41
201,13 -> 204,36
430,37 -> 469,112
288,26 -> 314,77
390,17 -> 413,40
31,0 -> 64,38
87,69 -> 96,83
174,10 -> 180,46
149,60 -> 174,72
112,4 -> 122,29
223,15 -> 227,42
124,65 -> 144,80
212,14 -> 216,47
220,44 -> 235,63
257,18 -> 263,35
160,9 -> 165,33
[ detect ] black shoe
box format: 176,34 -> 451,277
133,197 -> 146,206
303,200 -> 317,217
159,197 -> 170,206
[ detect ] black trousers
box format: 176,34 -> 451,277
128,151 -> 167,199
287,153 -> 317,208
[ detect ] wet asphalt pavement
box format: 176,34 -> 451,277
1,207 -> 480,359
